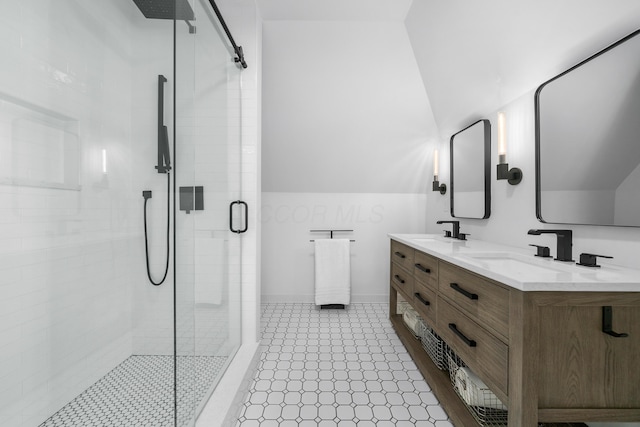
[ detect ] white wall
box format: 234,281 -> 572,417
262,192 -> 427,302
260,19 -> 437,302
262,20 -> 438,194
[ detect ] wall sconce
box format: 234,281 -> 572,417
496,112 -> 522,185
432,149 -> 446,194
102,149 -> 108,174
94,148 -> 109,189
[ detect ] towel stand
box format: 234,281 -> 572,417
310,229 -> 355,242
320,304 -> 345,310
312,230 -> 353,309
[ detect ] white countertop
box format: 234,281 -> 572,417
389,233 -> 640,292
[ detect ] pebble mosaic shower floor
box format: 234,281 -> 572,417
39,355 -> 227,427
236,303 -> 453,427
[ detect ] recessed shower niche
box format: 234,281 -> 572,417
0,93 -> 80,190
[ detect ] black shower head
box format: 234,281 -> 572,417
132,0 -> 195,21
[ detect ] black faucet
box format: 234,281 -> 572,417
437,220 -> 460,239
527,229 -> 573,262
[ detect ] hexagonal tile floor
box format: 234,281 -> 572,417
235,303 -> 453,427
39,355 -> 227,427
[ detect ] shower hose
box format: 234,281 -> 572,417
143,173 -> 171,286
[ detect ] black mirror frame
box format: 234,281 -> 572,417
534,28 -> 640,227
450,119 -> 492,219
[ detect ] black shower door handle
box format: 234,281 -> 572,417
229,200 -> 248,233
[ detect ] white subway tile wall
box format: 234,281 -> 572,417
0,0 -> 259,425
0,2 -> 147,425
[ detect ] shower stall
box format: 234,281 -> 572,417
0,0 -> 247,425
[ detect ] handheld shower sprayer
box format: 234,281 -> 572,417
143,182 -> 170,286
142,75 -> 172,286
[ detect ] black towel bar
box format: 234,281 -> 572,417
310,229 -> 355,242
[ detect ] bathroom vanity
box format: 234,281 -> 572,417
388,234 -> 640,426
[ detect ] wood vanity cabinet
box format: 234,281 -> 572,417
389,239 -> 640,426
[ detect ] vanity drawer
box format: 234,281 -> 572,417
439,261 -> 510,340
391,240 -> 415,272
438,297 -> 509,398
413,280 -> 437,325
414,250 -> 438,291
391,262 -> 414,300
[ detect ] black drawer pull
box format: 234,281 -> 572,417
602,306 -> 629,338
449,323 -> 477,347
394,275 -> 405,284
415,263 -> 431,274
394,251 -> 406,259
450,283 -> 478,300
414,293 -> 430,306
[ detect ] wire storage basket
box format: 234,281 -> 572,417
420,322 -> 448,370
447,349 -> 508,426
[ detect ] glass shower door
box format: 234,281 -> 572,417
175,0 -> 243,424
0,1 -> 181,426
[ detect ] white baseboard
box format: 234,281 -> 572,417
261,294 -> 388,303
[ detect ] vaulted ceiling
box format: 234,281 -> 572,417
255,0 -> 412,22
257,0 -> 640,139
404,0 -> 640,138
256,0 -> 640,193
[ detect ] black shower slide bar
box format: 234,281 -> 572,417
156,75 -> 171,174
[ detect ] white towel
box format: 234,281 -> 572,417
402,307 -> 422,337
314,239 -> 351,306
195,236 -> 225,305
454,366 -> 507,410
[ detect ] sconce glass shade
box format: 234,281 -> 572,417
495,112 -> 522,185
497,111 -> 507,163
432,149 -> 446,194
102,149 -> 107,174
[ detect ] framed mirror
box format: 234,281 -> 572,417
535,29 -> 640,227
450,119 -> 491,219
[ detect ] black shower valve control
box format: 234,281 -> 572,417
577,253 -> 613,268
529,244 -> 551,258
180,186 -> 204,214
142,190 -> 152,200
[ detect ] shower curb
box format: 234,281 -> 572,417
196,342 -> 262,427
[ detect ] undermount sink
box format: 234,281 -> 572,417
410,238 -> 437,244
459,252 -> 569,275
411,236 -> 466,244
